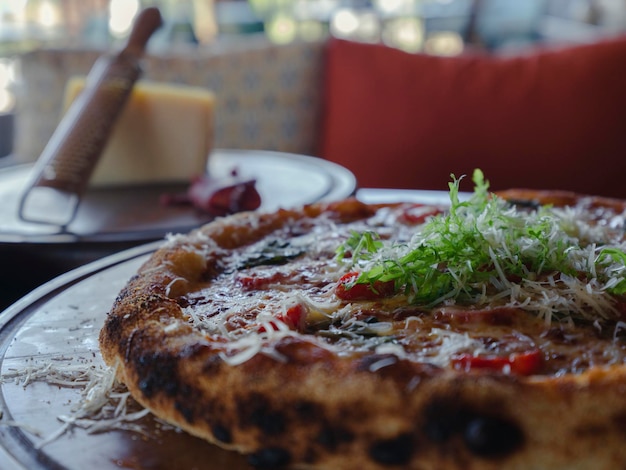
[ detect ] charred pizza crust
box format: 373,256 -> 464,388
99,196 -> 626,470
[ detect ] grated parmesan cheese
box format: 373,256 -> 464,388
0,359 -> 154,448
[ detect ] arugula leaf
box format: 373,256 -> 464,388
598,248 -> 626,295
237,239 -> 304,270
337,169 -> 626,322
336,230 -> 382,263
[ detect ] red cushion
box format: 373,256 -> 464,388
320,37 -> 626,197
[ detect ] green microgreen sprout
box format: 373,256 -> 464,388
337,169 -> 626,324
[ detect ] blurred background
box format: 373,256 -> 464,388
0,0 -> 625,310
1,0 -> 626,160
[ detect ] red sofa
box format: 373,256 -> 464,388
320,36 -> 626,198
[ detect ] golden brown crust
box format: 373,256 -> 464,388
496,188 -> 626,212
99,197 -> 626,469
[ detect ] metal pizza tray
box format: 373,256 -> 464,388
0,241 -> 251,469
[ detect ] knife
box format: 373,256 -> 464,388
18,7 -> 163,227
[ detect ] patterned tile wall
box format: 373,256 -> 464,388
13,38 -> 325,163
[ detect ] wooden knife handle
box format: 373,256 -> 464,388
22,8 -> 162,208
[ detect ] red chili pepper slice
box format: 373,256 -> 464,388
237,272 -> 288,290
452,349 -> 543,376
401,204 -> 443,225
258,303 -> 307,333
335,272 -> 396,301
277,304 -> 307,330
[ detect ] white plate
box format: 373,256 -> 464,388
0,149 -> 356,308
0,149 -> 356,243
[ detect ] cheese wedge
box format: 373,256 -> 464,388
63,78 -> 215,187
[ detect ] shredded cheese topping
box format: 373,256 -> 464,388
344,170 -> 626,325
172,173 -> 626,375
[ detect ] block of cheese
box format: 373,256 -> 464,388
63,78 -> 215,187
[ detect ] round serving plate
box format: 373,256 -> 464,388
0,149 -> 356,308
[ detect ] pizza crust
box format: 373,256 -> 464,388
99,198 -> 626,469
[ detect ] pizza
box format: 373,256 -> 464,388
99,170 -> 626,469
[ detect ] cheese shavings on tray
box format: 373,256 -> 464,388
0,358 -> 150,448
